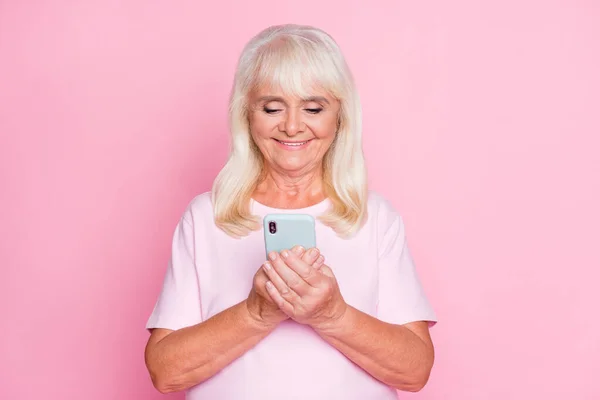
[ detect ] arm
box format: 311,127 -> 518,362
145,300 -> 274,394
145,246 -> 320,393
314,307 -> 434,391
262,249 -> 435,393
144,207 -> 286,393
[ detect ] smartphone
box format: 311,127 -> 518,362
263,214 -> 316,259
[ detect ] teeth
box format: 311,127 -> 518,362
279,141 -> 307,146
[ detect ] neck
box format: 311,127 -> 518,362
253,164 -> 326,209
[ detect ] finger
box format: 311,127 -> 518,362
263,261 -> 300,302
268,251 -> 312,295
253,268 -> 268,285
313,254 -> 325,270
319,264 -> 335,278
291,245 -> 305,257
265,281 -> 295,316
280,249 -> 321,286
301,247 -> 320,266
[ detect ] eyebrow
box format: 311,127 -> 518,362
256,95 -> 330,105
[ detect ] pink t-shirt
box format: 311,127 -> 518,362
146,191 -> 437,399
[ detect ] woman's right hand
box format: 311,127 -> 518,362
246,246 -> 323,328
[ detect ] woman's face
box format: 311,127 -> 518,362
248,85 -> 340,177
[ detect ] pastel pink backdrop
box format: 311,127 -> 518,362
1,1 -> 598,399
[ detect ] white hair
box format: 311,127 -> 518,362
211,24 -> 368,238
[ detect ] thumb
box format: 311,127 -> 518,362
319,264 -> 335,278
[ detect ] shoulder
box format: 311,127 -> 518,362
180,191 -> 214,225
365,190 -> 406,244
366,190 -> 404,225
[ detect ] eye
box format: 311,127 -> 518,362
305,108 -> 323,114
263,107 -> 282,114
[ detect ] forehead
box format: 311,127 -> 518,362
246,36 -> 346,105
250,55 -> 340,101
249,83 -> 336,103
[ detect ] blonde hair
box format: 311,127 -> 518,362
211,24 -> 368,238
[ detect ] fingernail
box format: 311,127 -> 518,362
263,262 -> 272,271
281,250 -> 289,259
269,252 -> 277,261
316,255 -> 324,265
292,246 -> 304,255
309,248 -> 319,258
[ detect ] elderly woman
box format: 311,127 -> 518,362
144,24 -> 437,399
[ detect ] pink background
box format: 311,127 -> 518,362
1,1 -> 599,399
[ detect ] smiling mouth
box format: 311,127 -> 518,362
274,139 -> 312,147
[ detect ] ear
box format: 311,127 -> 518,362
336,103 -> 344,132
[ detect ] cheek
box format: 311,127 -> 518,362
311,117 -> 338,141
249,114 -> 275,140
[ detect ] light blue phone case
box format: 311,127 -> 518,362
263,214 -> 316,259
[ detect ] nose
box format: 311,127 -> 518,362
279,109 -> 304,137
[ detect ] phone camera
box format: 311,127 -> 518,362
268,221 -> 277,234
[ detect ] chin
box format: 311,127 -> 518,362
275,161 -> 312,175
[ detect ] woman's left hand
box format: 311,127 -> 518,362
263,248 -> 348,332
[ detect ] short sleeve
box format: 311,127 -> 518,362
376,208 -> 437,327
146,210 -> 203,331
